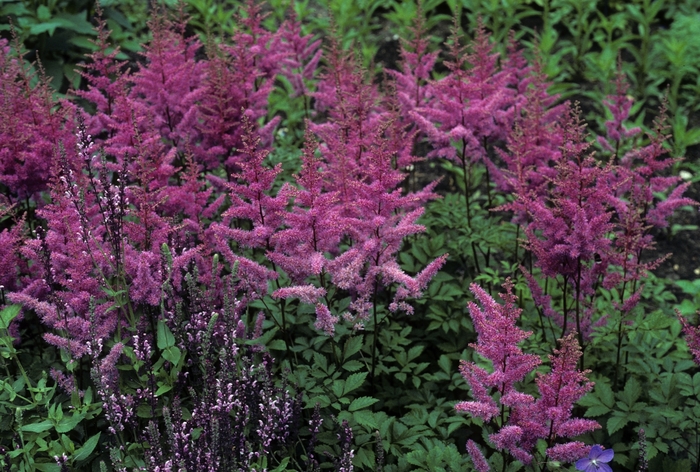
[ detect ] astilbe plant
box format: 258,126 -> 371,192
276,11 -> 322,115
198,0 -> 284,170
456,281 -> 599,469
678,311 -> 700,365
0,37 -> 77,202
239,39 -> 449,342
512,76 -> 696,371
494,55 -> 566,210
409,17 -> 526,220
515,104 -> 617,348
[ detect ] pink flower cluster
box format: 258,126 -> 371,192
1,2 -> 446,351
456,282 -> 599,467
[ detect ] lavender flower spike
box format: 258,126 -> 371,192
576,445 -> 614,472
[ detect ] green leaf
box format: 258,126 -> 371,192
620,377 -> 642,407
157,320 -> 176,349
584,405 -> 611,417
596,381 -> 615,409
162,346 -> 181,365
156,384 -> 173,396
342,360 -> 363,371
353,410 -> 378,429
343,336 -> 363,360
73,432 -> 100,462
343,372 -> 367,396
34,464 -> 61,472
56,413 -> 82,433
37,5 -> 51,21
332,380 -> 345,399
0,305 -> 21,330
349,396 -> 379,412
21,420 -> 53,433
29,21 -> 63,36
269,457 -> 290,472
267,339 -> 286,350
68,36 -> 96,50
607,414 -> 629,434
53,12 -> 96,35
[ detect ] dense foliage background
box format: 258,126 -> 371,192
1,0 -> 700,471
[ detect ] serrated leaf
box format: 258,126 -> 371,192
584,405 -> 611,417
349,396 -> 378,412
607,414 -> 628,434
342,360 -> 363,371
343,336 -> 363,360
597,381 -> 615,408
343,372 -> 367,396
353,410 -> 378,429
332,380 -> 345,399
312,352 -> 328,373
621,377 -> 642,407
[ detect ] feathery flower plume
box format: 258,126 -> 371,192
457,283 -> 599,466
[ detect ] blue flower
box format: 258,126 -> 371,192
575,445 -> 614,472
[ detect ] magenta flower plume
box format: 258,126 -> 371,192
457,283 -> 599,467
678,311 -> 700,365
457,280 -> 541,399
597,66 -> 641,155
0,37 -> 76,200
466,439 -> 490,472
511,333 -> 599,457
576,445 -> 614,472
277,12 -> 322,99
210,119 -> 284,296
198,0 -> 284,169
386,4 -> 439,117
495,55 -> 565,205
129,5 -> 206,167
268,130 -> 343,283
411,17 -> 517,164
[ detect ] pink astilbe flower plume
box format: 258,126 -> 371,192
268,130 -> 343,284
466,439 -> 490,472
597,64 -> 642,156
0,36 -> 76,200
198,0 -> 284,169
516,104 -> 618,340
456,280 -> 540,422
411,17 -> 517,164
678,311 -> 700,365
277,12 -> 322,100
210,119 -> 285,297
386,2 -> 439,118
495,55 -> 566,207
513,333 -> 599,459
129,4 -> 206,167
456,283 -> 599,467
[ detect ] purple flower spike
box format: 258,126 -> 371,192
576,445 -> 614,472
